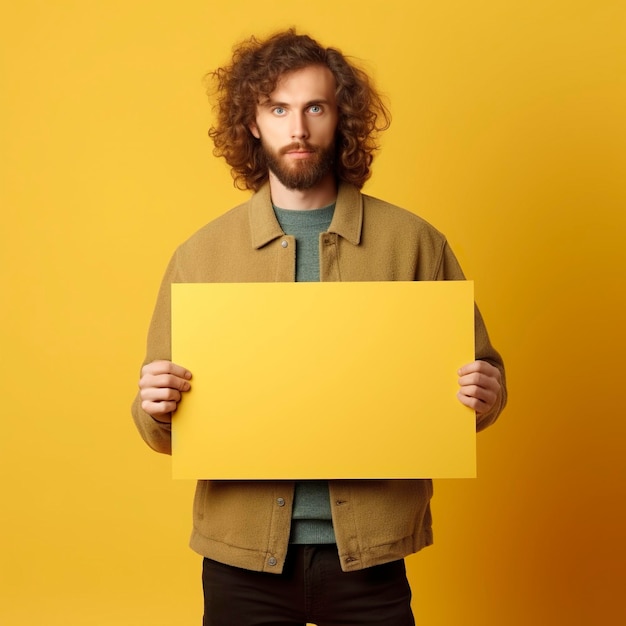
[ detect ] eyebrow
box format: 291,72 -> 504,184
260,98 -> 333,109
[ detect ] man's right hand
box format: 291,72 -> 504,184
139,360 -> 192,422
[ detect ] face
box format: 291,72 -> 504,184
249,64 -> 339,191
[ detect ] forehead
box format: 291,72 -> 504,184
267,64 -> 337,104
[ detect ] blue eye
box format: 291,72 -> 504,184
273,107 -> 286,116
309,105 -> 322,114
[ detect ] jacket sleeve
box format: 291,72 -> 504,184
131,251 -> 182,455
437,240 -> 507,432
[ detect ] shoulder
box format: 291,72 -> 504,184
172,197 -> 253,259
189,199 -> 251,244
361,192 -> 447,244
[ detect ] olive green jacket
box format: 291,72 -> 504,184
131,182 -> 507,573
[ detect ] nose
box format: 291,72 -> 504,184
290,111 -> 309,140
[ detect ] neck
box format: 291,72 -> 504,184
268,171 -> 337,210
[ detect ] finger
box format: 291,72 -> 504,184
139,372 -> 191,392
141,360 -> 192,380
457,384 -> 499,415
457,391 -> 478,411
457,391 -> 491,414
458,372 -> 500,394
457,360 -> 500,379
141,399 -> 177,419
140,386 -> 182,404
458,384 -> 497,404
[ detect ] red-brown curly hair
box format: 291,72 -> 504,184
207,29 -> 391,191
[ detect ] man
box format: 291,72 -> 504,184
132,29 -> 506,626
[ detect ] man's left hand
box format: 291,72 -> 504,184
457,360 -> 501,416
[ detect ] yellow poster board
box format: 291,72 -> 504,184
171,281 -> 475,479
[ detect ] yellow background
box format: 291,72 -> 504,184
1,1 -> 624,624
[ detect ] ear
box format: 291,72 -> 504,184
249,121 -> 260,139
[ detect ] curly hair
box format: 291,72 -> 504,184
207,29 -> 391,191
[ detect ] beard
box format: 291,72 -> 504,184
261,140 -> 335,191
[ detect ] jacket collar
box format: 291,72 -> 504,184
248,182 -> 363,249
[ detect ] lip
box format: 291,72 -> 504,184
286,150 -> 314,159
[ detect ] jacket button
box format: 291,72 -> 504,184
281,240 -> 288,248
268,557 -> 277,566
277,498 -> 285,507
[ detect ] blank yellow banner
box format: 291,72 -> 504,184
171,281 -> 475,479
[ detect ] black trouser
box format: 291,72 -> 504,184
202,544 -> 415,626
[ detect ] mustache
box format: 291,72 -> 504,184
279,142 -> 318,155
